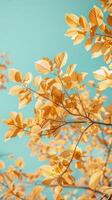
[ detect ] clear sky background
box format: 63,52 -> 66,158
0,0 -> 108,174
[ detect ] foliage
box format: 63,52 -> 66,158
65,1 -> 112,63
0,0 -> 112,200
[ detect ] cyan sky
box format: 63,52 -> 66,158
0,0 -> 107,172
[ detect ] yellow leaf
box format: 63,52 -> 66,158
9,69 -> 22,82
15,158 -> 24,169
91,42 -> 103,54
54,52 -> 68,69
15,113 -> 23,127
65,14 -> 79,27
89,6 -> 103,26
79,16 -> 89,30
51,86 -> 64,103
32,76 -> 42,87
22,72 -> 32,85
98,79 -> 112,91
29,186 -> 43,200
93,69 -> 106,80
40,165 -> 56,178
0,160 -> 5,169
9,86 -> 23,95
66,64 -> 77,75
89,170 -> 103,189
5,129 -> 20,140
85,38 -> 93,51
65,28 -> 77,37
35,57 -> 52,74
42,178 -> 54,185
101,186 -> 112,196
73,33 -> 85,45
107,15 -> 112,26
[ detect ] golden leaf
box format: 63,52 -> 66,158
93,68 -> 106,80
73,32 -> 85,45
107,15 -> 112,26
9,86 -> 23,95
85,38 -> 93,51
101,186 -> 112,196
51,86 -> 64,103
22,72 -> 32,85
0,160 -> 5,169
65,28 -> 77,37
89,170 -> 103,189
79,16 -> 89,30
98,79 -> 112,91
35,57 -> 52,74
15,158 -> 24,169
5,128 -> 20,140
9,69 -> 22,82
91,42 -> 103,54
40,165 -> 57,178
42,178 -> 54,185
32,76 -> 42,87
54,52 -> 68,69
65,14 -> 79,27
66,64 -> 77,75
89,6 -> 103,26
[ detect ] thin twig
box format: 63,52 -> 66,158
60,122 -> 94,176
96,33 -> 112,39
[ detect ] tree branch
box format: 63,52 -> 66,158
60,122 -> 94,176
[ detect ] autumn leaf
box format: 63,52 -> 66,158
51,86 -> 64,103
94,67 -> 112,90
0,160 -> 5,169
15,158 -> 24,169
85,38 -> 93,51
22,72 -> 32,85
9,69 -> 22,82
65,14 -> 79,27
107,15 -> 112,26
9,85 -> 23,95
89,6 -> 103,26
79,16 -> 89,30
66,64 -> 77,75
54,52 -> 68,69
73,32 -> 86,45
89,170 -> 103,189
35,57 -> 52,74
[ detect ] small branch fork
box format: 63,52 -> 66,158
27,86 -> 112,127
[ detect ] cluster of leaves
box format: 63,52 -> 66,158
0,53 -> 11,90
65,3 -> 112,63
1,50 -> 112,199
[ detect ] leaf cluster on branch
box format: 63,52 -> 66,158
0,0 -> 112,199
65,3 -> 112,63
0,51 -> 111,199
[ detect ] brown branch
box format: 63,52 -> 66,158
26,86 -> 112,127
96,33 -> 112,39
27,87 -> 81,117
76,88 -> 87,117
1,182 -> 24,200
103,142 -> 112,176
34,182 -> 106,197
60,122 -> 94,177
